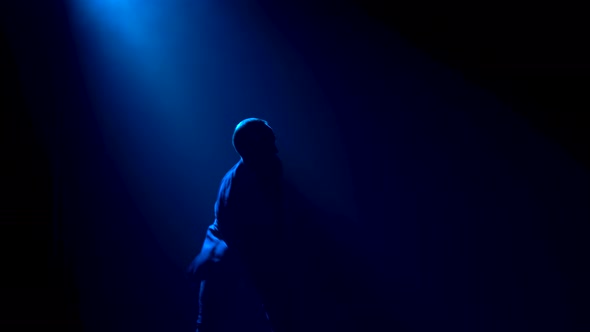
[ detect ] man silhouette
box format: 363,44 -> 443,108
188,118 -> 294,332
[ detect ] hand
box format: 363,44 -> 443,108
187,253 -> 210,282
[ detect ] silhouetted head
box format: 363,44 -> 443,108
232,118 -> 278,163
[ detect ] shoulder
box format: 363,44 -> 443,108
217,160 -> 244,199
224,160 -> 244,183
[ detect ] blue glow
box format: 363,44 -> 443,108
35,1 -> 578,331
67,0 -> 227,262
66,0 -> 352,269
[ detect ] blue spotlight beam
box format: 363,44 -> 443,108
67,0 -> 355,268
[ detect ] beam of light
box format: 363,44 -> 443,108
66,0 -> 229,264
66,0 -> 356,268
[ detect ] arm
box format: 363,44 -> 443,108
186,223 -> 228,282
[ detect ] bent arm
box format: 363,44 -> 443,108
187,223 -> 228,281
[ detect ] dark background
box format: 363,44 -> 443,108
2,0 -> 589,331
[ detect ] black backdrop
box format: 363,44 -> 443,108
2,1 -> 589,331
